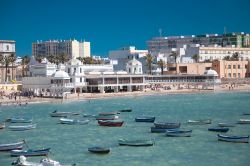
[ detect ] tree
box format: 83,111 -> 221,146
9,54 -> 16,80
192,54 -> 200,63
231,52 -> 239,61
0,54 -> 11,82
223,55 -> 230,60
170,51 -> 178,63
157,59 -> 165,75
35,55 -> 45,63
47,55 -> 56,64
57,53 -> 69,64
22,55 -> 30,77
146,53 -> 154,75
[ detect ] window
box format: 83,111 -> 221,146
233,73 -> 236,78
238,73 -> 241,78
68,68 -> 70,73
238,65 -> 240,69
233,65 -> 236,69
228,73 -> 231,78
70,78 -> 72,83
80,77 -> 82,82
245,65 -> 248,69
228,65 -> 231,69
80,68 -> 82,73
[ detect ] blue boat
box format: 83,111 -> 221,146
10,148 -> 51,157
208,127 -> 229,132
151,127 -> 167,133
218,134 -> 249,143
88,147 -> 110,154
118,139 -> 154,146
166,129 -> 192,137
6,117 -> 32,123
0,141 -> 25,151
154,122 -> 180,129
135,116 -> 155,123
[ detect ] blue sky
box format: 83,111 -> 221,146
0,0 -> 250,57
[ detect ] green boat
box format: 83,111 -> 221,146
118,139 -> 154,146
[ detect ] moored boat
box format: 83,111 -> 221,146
237,119 -> 250,124
187,119 -> 212,125
98,112 -> 119,116
118,139 -> 154,146
98,120 -> 124,127
118,109 -> 132,112
10,148 -> 51,157
218,123 -> 235,127
154,122 -> 180,129
59,118 -> 90,125
208,127 -> 229,132
150,127 -> 167,133
0,123 -> 5,129
242,112 -> 250,115
95,115 -> 119,120
88,147 -> 110,154
0,141 -> 25,151
218,134 -> 249,143
166,129 -> 192,137
11,155 -> 76,166
9,124 -> 37,131
50,110 -> 79,118
6,117 -> 32,123
135,116 -> 155,123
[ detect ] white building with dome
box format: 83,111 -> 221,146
126,56 -> 143,74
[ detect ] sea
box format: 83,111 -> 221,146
0,92 -> 250,166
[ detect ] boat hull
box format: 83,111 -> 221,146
135,117 -> 155,123
0,141 -> 24,151
10,148 -> 51,157
6,118 -> 32,123
98,120 -> 124,127
118,139 -> 154,146
154,122 -> 180,129
59,118 -> 89,125
237,119 -> 250,124
88,147 -> 110,154
208,128 -> 229,132
166,129 -> 192,137
9,124 -> 36,131
218,134 -> 249,143
188,119 -> 212,125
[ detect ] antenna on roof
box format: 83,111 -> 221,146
159,28 -> 162,37
224,26 -> 227,35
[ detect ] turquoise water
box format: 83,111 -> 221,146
0,92 -> 250,166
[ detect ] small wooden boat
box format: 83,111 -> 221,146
118,109 -> 132,112
6,117 -> 32,123
150,127 -> 167,133
10,148 -> 51,157
9,124 -> 37,131
0,141 -> 25,151
154,122 -> 180,129
11,155 -> 76,166
59,118 -> 90,125
166,129 -> 192,137
0,123 -> 5,129
50,110 -> 79,117
98,120 -> 124,127
237,119 -> 250,124
98,112 -> 119,116
208,127 -> 229,132
135,116 -> 155,123
88,147 -> 110,154
95,115 -> 119,120
242,112 -> 250,115
187,119 -> 212,125
118,139 -> 154,146
218,134 -> 249,143
218,123 -> 235,127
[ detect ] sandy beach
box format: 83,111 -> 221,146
1,83 -> 250,106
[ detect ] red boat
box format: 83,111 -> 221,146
98,120 -> 124,127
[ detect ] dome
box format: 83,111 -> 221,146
204,69 -> 218,76
127,56 -> 142,66
67,58 -> 82,66
52,70 -> 70,79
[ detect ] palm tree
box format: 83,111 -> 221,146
192,54 -> 200,63
231,52 -> 239,61
223,55 -> 230,60
35,55 -> 45,63
0,54 -> 11,82
57,53 -> 69,64
21,55 -> 30,77
146,53 -> 154,75
9,54 -> 16,80
157,59 -> 165,75
170,51 -> 178,63
47,55 -> 56,64
83,57 -> 94,64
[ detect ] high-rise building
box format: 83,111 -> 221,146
147,32 -> 250,53
32,39 -> 91,59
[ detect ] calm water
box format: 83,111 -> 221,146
0,92 -> 250,166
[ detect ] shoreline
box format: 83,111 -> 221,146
1,84 -> 250,106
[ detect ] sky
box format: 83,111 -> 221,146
0,0 -> 250,57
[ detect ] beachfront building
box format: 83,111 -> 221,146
147,32 -> 250,52
0,40 -> 17,83
109,46 -> 148,73
165,63 -> 212,75
32,39 -> 90,59
126,56 -> 143,74
212,60 -> 250,78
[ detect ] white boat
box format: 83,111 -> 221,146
166,129 -> 192,137
59,118 -> 90,125
218,123 -> 235,127
187,119 -> 212,125
237,119 -> 250,124
218,134 -> 249,143
0,141 -> 25,151
9,124 -> 37,131
12,155 -> 76,166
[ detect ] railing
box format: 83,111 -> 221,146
51,83 -> 74,88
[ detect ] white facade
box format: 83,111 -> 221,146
0,40 -> 15,56
32,39 -> 91,59
126,57 -> 143,74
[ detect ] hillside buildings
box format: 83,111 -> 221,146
32,39 -> 90,59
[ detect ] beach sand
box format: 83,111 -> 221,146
0,83 -> 250,106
